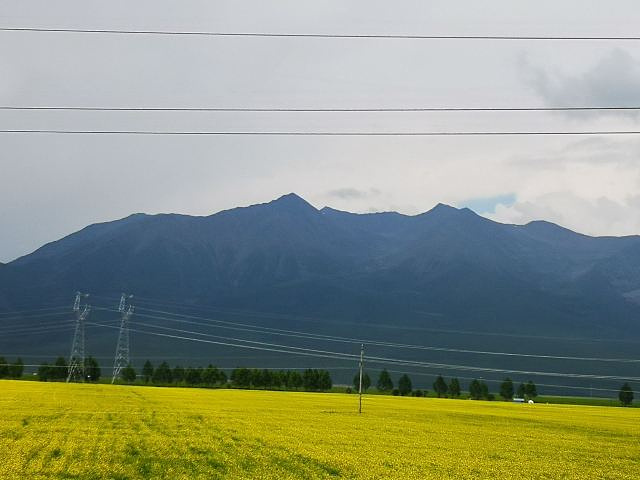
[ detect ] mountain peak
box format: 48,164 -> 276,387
432,202 -> 457,211
424,202 -> 462,217
522,220 -> 586,240
268,193 -> 317,213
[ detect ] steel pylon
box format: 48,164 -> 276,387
67,292 -> 90,382
112,293 -> 134,383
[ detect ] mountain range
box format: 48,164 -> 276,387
3,193 -> 640,335
1,193 -> 639,391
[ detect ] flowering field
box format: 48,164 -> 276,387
0,380 -> 638,479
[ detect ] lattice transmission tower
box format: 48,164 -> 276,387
112,293 -> 134,383
67,292 -> 90,382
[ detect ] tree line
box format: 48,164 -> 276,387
31,357 -> 334,392
353,370 -> 464,398
36,356 -> 102,382
352,370 -> 542,401
1,355 -> 636,405
0,357 -> 24,378
353,369 -> 430,397
136,361 -> 334,392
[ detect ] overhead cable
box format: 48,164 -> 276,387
2,27 -> 640,41
2,129 -> 640,136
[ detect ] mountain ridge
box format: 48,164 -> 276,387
10,193 -> 639,269
3,193 -> 640,393
2,193 -> 640,339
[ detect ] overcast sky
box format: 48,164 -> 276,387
2,1 -> 640,262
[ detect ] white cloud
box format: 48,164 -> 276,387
488,138 -> 640,236
519,48 -> 640,116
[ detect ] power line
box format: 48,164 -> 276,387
88,321 -> 358,363
0,317 -> 76,331
0,362 -> 107,369
0,311 -> 71,323
2,105 -> 640,113
0,315 -> 78,330
93,295 -> 640,345
87,319 -> 640,381
121,295 -> 640,344
3,129 -> 640,136
125,307 -> 640,363
2,27 -> 640,41
114,318 -> 362,362
0,305 -> 71,316
0,322 -> 76,337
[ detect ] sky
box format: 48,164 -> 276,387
2,1 -> 640,262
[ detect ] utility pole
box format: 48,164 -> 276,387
358,343 -> 364,414
112,293 -> 134,384
67,292 -> 90,383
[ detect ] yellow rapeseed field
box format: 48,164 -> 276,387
0,380 -> 638,479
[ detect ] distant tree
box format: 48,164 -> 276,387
142,361 -> 154,383
412,389 -> 424,397
500,378 -> 514,401
185,367 -> 203,386
53,357 -> 68,380
300,369 -> 332,391
469,379 -> 482,400
259,369 -> 272,389
516,383 -> 526,399
0,356 -> 8,378
433,375 -> 448,397
303,369 -> 320,391
398,374 -> 412,396
479,382 -> 490,400
391,389 -> 400,396
37,363 -> 52,381
281,371 -> 292,389
152,361 -> 172,384
202,365 -> 223,386
121,364 -> 137,384
288,371 -> 303,390
230,368 -> 251,388
172,365 -> 185,384
619,383 -> 634,407
248,369 -> 261,388
353,372 -> 371,392
319,370 -> 332,391
376,369 -> 393,392
271,370 -> 284,389
524,381 -> 537,399
363,372 -> 371,391
218,369 -> 227,385
449,378 -> 461,398
8,358 -> 24,379
84,356 -> 101,382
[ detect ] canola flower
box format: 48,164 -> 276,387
0,380 -> 638,479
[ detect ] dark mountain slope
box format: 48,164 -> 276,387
1,193 -> 640,342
